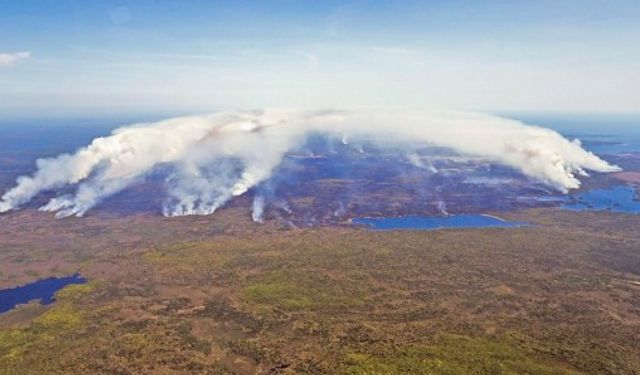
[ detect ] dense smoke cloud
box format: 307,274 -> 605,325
0,109 -> 619,218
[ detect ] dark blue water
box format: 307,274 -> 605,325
0,274 -> 87,314
576,136 -> 640,154
353,214 -> 526,230
562,185 -> 640,213
507,113 -> 640,154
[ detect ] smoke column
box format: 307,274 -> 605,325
252,194 -> 266,223
0,109 -> 620,218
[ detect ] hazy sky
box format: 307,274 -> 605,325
1,0 -> 639,116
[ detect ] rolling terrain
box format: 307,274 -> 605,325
1,207 -> 639,374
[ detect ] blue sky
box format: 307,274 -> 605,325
1,0 -> 639,117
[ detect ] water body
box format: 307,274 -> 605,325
562,185 -> 640,214
574,136 -> 640,155
0,274 -> 87,314
507,113 -> 640,154
353,214 -> 526,230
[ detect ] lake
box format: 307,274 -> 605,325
0,274 -> 87,314
562,185 -> 640,214
507,113 -> 640,154
353,214 -> 526,230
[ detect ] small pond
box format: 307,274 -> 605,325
0,273 -> 87,314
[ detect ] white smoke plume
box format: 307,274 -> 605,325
0,108 -> 620,218
407,153 -> 438,173
251,194 -> 266,223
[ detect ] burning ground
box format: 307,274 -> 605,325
0,109 -> 619,221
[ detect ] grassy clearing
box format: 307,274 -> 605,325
242,271 -> 371,311
341,334 -> 581,375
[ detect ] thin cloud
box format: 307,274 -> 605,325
0,51 -> 31,67
72,46 -> 219,62
294,51 -> 319,68
371,46 -> 416,56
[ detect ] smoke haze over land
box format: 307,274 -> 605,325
0,109 -> 620,219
